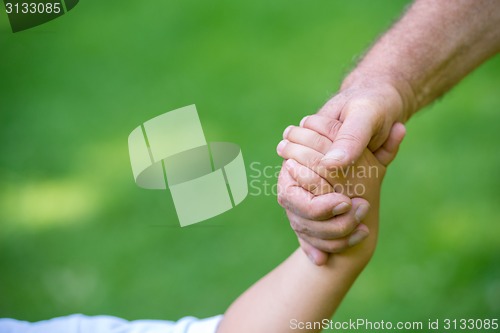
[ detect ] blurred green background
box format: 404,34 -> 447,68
1,0 -> 499,330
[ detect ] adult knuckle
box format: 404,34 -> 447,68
349,98 -> 385,126
348,97 -> 376,110
327,120 -> 342,139
334,132 -> 363,145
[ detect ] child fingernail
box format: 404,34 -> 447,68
300,116 -> 309,127
283,125 -> 293,139
332,202 -> 350,215
348,229 -> 369,246
355,204 -> 370,223
308,252 -> 318,265
285,158 -> 297,170
276,140 -> 288,155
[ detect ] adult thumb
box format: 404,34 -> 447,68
321,113 -> 374,169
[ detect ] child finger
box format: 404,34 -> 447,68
283,125 -> 332,155
277,140 -> 329,178
374,122 -> 407,166
285,159 -> 333,196
301,114 -> 343,142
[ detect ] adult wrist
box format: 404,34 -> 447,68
340,68 -> 417,123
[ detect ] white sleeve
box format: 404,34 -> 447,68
0,314 -> 223,333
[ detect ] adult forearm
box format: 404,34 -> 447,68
342,0 -> 500,119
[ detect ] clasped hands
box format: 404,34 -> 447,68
276,114 -> 406,266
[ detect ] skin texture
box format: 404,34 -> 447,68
278,0 -> 500,263
217,125 -> 405,333
278,117 -> 405,264
219,1 -> 498,330
322,0 -> 500,168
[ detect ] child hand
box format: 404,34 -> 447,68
277,114 -> 406,264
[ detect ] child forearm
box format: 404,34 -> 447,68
217,205 -> 379,333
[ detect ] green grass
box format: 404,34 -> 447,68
1,0 -> 499,328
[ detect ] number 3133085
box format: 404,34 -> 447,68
5,2 -> 62,14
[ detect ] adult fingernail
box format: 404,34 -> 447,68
355,204 -> 370,223
283,125 -> 293,139
300,116 -> 309,127
276,140 -> 288,155
322,148 -> 346,162
348,229 -> 369,246
332,202 -> 350,215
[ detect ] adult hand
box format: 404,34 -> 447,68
277,114 -> 406,265
315,78 -> 409,169
277,116 -> 372,266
